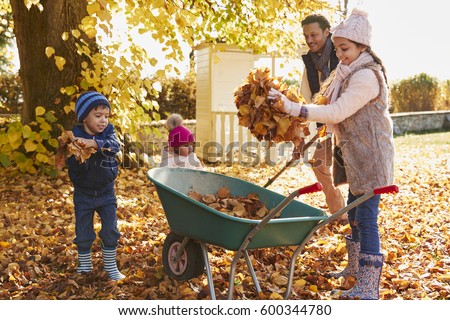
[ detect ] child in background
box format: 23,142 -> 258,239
65,91 -> 125,280
160,114 -> 203,169
269,8 -> 394,299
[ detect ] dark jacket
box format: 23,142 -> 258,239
68,123 -> 120,196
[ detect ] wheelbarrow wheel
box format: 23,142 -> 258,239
162,232 -> 205,281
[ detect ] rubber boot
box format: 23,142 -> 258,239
102,248 -> 126,280
328,236 -> 360,279
341,252 -> 384,300
77,251 -> 92,274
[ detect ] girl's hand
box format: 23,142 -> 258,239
268,88 -> 302,116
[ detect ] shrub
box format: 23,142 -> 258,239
390,73 -> 439,112
438,80 -> 450,110
148,70 -> 196,120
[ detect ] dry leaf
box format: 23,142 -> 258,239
233,67 -> 309,146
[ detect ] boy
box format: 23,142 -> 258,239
66,91 -> 125,280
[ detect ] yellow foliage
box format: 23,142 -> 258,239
45,47 -> 54,58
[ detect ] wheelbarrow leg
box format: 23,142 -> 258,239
199,242 -> 216,300
227,250 -> 262,299
227,250 -> 243,300
244,250 -> 261,295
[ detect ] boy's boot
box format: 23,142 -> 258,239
102,247 -> 126,280
340,252 -> 384,300
328,236 -> 360,279
77,251 -> 92,274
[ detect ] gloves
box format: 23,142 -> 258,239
267,88 -> 302,117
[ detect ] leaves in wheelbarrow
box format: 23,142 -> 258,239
187,187 -> 269,219
233,67 -> 310,147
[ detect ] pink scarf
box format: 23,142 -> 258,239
324,51 -> 373,137
325,51 -> 374,104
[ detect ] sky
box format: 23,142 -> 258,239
346,0 -> 450,82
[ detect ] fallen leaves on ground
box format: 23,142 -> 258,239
0,132 -> 449,300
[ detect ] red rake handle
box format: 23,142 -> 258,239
374,185 -> 399,195
297,182 -> 323,196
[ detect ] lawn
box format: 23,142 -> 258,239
0,131 -> 449,300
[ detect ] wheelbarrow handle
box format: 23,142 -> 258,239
374,185 -> 399,195
297,182 -> 323,196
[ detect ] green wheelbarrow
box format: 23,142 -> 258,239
147,167 -> 398,299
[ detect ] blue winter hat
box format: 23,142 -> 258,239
75,91 -> 111,122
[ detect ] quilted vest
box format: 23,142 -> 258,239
334,63 -> 395,195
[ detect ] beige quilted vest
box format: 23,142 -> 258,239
334,62 -> 395,195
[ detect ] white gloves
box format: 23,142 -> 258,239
267,88 -> 302,117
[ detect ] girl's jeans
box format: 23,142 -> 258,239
347,191 -> 381,254
73,189 -> 121,253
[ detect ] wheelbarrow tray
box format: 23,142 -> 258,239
148,167 -> 327,251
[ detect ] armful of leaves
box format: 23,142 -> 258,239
233,67 -> 309,147
55,131 -> 96,169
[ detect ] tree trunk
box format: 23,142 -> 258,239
10,0 -> 92,130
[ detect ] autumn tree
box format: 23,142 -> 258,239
9,0 -> 93,127
1,0 -> 331,173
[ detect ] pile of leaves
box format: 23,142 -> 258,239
55,131 -> 96,168
0,132 -> 449,300
188,187 -> 269,219
233,67 -> 309,147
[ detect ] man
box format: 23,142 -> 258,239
299,14 -> 346,216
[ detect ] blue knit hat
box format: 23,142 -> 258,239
75,91 -> 111,122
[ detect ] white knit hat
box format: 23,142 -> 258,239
331,8 -> 372,47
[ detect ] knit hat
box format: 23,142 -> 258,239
166,114 -> 195,147
331,8 -> 372,47
75,91 -> 111,122
169,126 -> 195,147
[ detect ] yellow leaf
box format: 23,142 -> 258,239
276,117 -> 291,136
45,47 -> 55,58
81,16 -> 97,29
309,285 -> 318,292
85,27 -> 97,39
336,242 -> 347,254
62,31 -> 69,41
24,139 -> 37,152
71,29 -> 81,39
293,279 -> 307,289
54,56 -> 66,71
0,241 -> 11,248
268,292 -> 283,300
64,105 -> 73,115
36,153 -> 50,164
35,106 -> 46,116
87,2 -> 101,15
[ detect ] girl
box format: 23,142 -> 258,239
269,8 -> 394,299
160,114 -> 203,169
